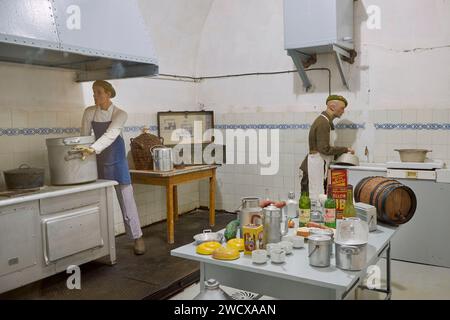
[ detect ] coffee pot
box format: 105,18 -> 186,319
262,204 -> 288,245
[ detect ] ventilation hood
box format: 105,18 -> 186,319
0,0 -> 159,81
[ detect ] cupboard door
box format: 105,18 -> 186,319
0,203 -> 38,277
42,204 -> 103,264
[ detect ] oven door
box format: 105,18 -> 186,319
42,204 -> 104,265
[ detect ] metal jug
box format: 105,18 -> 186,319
262,204 -> 288,245
238,197 -> 262,237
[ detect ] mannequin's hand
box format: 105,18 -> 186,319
73,145 -> 95,160
347,148 -> 355,155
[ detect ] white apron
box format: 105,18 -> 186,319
307,114 -> 336,201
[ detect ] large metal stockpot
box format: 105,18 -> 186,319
46,136 -> 98,185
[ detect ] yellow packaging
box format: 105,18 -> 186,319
242,224 -> 264,255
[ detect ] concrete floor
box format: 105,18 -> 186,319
170,259 -> 450,300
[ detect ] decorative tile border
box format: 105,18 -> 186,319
0,126 -> 158,136
375,123 -> 450,130
215,123 -> 365,130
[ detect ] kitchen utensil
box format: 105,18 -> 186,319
238,197 -> 262,237
251,249 -> 268,264
227,238 -> 244,252
394,149 -> 431,162
150,145 -> 173,171
270,248 -> 286,264
193,229 -> 223,245
196,241 -> 222,255
194,279 -> 232,300
262,204 -> 288,245
46,136 -> 98,185
335,242 -> 367,271
278,241 -> 293,255
335,152 -> 360,166
3,164 -> 45,190
307,235 -> 331,267
212,246 -> 240,260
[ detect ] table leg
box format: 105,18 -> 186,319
174,185 -> 179,221
209,170 -> 216,227
166,183 -> 174,244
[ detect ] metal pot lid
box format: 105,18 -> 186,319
4,164 -> 44,174
263,204 -> 281,215
46,136 -> 95,146
307,234 -> 331,242
335,239 -> 368,245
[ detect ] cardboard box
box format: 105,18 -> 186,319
330,169 -> 348,187
243,224 -> 264,255
330,169 -> 348,219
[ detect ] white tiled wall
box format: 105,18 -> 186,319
0,107 -> 200,236
200,109 -> 450,211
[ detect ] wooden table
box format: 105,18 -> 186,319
130,165 -> 218,244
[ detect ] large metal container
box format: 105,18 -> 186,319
238,197 -> 262,237
46,136 -> 98,185
151,146 -> 173,171
308,235 -> 331,267
262,204 -> 288,245
335,243 -> 367,271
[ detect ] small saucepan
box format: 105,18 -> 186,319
193,229 -> 224,245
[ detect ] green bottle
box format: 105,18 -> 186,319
324,185 -> 336,228
299,191 -> 311,227
343,185 -> 357,218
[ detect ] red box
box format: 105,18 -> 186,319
330,169 -> 348,187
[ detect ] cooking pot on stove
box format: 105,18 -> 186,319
335,152 -> 360,166
3,164 -> 45,190
46,136 -> 98,185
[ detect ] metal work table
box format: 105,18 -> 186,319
130,165 -> 218,244
171,223 -> 397,300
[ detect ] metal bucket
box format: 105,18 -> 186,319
308,235 -> 331,267
335,242 -> 367,271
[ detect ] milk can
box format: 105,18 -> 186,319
238,197 -> 262,237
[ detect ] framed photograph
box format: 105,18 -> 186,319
157,111 -> 214,145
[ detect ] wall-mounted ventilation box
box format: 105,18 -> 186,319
284,0 -> 356,91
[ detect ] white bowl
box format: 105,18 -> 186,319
265,243 -> 281,256
270,248 -> 286,264
279,241 -> 293,255
252,249 -> 268,264
291,235 -> 305,248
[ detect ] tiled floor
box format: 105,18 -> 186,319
170,259 -> 450,300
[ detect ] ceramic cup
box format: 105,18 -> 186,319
270,248 -> 286,264
278,241 -> 293,255
252,249 -> 268,264
291,235 -> 305,248
266,243 -> 281,256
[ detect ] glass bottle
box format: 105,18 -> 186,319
299,191 -> 311,227
286,192 -> 298,218
324,185 -> 336,228
343,184 -> 356,218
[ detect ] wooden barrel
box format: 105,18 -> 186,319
355,176 -> 417,225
